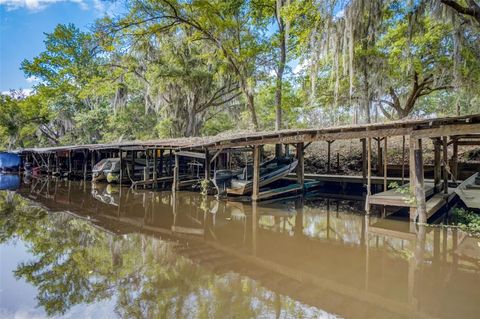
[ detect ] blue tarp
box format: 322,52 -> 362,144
0,174 -> 20,190
0,152 -> 21,170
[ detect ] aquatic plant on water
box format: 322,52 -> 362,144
451,208 -> 480,236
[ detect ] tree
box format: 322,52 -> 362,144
21,24 -> 105,144
0,91 -> 50,149
99,0 -> 270,130
440,0 -> 480,25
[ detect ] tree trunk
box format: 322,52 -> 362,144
274,15 -> 286,157
241,82 -> 259,130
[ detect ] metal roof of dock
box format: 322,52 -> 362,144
17,113 -> 480,154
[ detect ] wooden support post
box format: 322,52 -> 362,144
442,136 -> 448,194
145,149 -> 150,182
414,143 -> 427,223
153,149 -> 158,187
172,153 -> 180,191
252,145 -> 261,201
159,149 -> 164,177
168,150 -> 173,175
365,137 -> 372,214
409,137 -> 417,219
327,141 -> 333,173
90,151 -> 96,179
383,137 -> 388,191
68,150 -> 72,177
361,139 -> 367,183
47,154 -> 51,175
433,139 -> 441,192
119,149 -> 123,186
54,152 -> 58,175
452,138 -> 458,181
336,152 -> 340,172
204,149 -> 211,180
401,136 -> 406,185
376,138 -> 383,176
83,150 -> 88,181
296,143 -> 304,189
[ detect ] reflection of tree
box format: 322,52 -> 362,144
0,192 -> 325,318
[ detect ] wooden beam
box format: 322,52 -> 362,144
296,143 -> 305,188
456,140 -> 480,146
209,147 -> 224,164
175,151 -> 206,159
252,145 -> 261,201
411,123 -> 480,139
212,127 -> 413,149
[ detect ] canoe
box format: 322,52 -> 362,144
455,172 -> 480,209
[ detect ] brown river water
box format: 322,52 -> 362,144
0,178 -> 479,318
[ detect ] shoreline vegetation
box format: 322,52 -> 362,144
1,1 -> 479,152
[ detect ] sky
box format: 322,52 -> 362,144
0,0 -> 117,92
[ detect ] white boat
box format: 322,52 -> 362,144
455,172 -> 480,209
213,157 -> 298,196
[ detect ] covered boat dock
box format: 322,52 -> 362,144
16,113 -> 480,222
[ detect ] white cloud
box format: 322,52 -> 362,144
25,76 -> 39,83
0,0 -> 88,11
1,88 -> 34,97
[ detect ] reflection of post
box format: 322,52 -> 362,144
411,223 -> 426,310
172,191 -> 178,227
252,201 -> 258,256
117,184 -> 122,217
327,199 -> 330,240
67,180 -> 71,203
364,214 -> 370,291
294,197 -> 304,238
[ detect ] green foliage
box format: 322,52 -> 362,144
2,1 -> 480,148
451,208 -> 480,236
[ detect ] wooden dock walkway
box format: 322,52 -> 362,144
368,182 -> 457,220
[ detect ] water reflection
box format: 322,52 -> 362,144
0,178 -> 479,318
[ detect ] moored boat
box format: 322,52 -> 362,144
92,158 -> 120,182
455,172 -> 480,210
213,157 -> 298,196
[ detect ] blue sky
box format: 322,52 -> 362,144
0,0 -> 115,92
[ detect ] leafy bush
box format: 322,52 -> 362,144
451,208 -> 480,236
